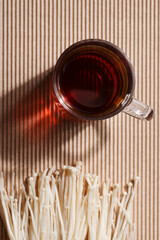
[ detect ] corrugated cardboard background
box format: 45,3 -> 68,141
0,0 -> 159,239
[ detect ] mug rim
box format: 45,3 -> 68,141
52,39 -> 135,120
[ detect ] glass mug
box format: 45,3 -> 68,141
52,39 -> 154,121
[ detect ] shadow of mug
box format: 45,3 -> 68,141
0,68 -> 87,185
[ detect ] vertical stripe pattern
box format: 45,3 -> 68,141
0,0 -> 159,239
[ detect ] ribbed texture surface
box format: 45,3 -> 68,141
0,0 -> 159,239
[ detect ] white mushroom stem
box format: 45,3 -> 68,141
0,162 -> 139,240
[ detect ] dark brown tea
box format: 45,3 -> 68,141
58,51 -> 129,117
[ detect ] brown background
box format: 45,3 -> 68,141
0,0 -> 159,239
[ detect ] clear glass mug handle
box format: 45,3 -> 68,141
122,98 -> 154,120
